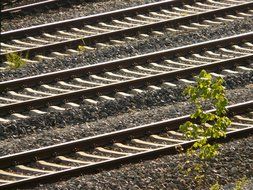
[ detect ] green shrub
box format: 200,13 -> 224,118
180,70 -> 231,159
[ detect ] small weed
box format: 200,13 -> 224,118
210,182 -> 221,190
209,177 -> 249,190
77,38 -> 86,52
234,177 -> 248,190
78,45 -> 86,52
6,52 -> 27,69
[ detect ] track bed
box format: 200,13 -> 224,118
0,0 -> 252,189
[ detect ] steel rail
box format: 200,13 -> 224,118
0,32 -> 252,116
1,0 -> 198,39
0,100 -> 252,189
1,2 -> 252,61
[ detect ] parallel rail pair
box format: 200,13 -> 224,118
1,1 -> 252,62
0,32 -> 252,122
1,0 -> 239,18
0,101 -> 252,189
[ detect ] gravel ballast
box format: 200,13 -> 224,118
3,0 -> 56,9
2,0 -> 159,31
26,134 -> 253,190
1,18 -> 252,81
3,0 -> 98,9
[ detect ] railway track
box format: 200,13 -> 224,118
0,1 -> 252,189
1,0 -> 252,64
0,100 -> 252,189
0,32 -> 252,122
1,0 -> 82,18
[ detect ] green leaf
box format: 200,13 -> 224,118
179,69 -> 231,160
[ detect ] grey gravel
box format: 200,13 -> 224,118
3,0 -> 87,9
228,178 -> 253,190
2,0 -> 159,31
3,0 -> 54,9
222,178 -> 253,190
1,17 -> 252,81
